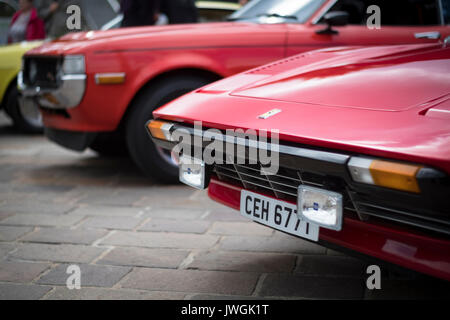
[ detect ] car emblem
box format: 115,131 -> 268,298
258,109 -> 282,119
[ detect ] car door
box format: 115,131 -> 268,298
286,0 -> 450,57
0,0 -> 18,45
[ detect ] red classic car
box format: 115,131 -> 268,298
20,0 -> 450,183
148,42 -> 450,280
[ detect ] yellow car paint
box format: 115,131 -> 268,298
0,41 -> 43,104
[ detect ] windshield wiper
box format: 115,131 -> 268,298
257,13 -> 298,20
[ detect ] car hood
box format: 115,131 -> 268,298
222,44 -> 450,112
154,44 -> 450,172
25,22 -> 285,55
0,41 -> 44,55
0,41 -> 44,69
57,23 -> 213,42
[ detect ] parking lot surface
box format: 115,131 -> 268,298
0,114 -> 449,300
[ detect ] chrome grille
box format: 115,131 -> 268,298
23,57 -> 61,88
214,163 -> 326,201
353,200 -> 450,236
214,163 -> 450,237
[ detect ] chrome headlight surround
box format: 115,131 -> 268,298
62,55 -> 85,75
19,54 -> 87,109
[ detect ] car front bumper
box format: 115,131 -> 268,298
148,121 -> 450,280
18,71 -> 87,110
208,177 -> 450,281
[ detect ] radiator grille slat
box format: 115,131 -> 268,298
214,163 -> 450,236
355,202 -> 450,235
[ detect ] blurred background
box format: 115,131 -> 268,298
0,0 -> 242,133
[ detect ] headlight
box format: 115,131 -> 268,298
62,55 -> 85,74
179,155 -> 209,190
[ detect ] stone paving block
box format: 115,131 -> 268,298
220,235 -> 326,255
0,283 -> 52,300
122,268 -> 259,295
77,187 -> 154,206
101,231 -> 219,249
0,146 -> 41,156
69,205 -> 143,217
37,264 -> 132,288
0,261 -> 50,283
45,287 -> 186,300
295,255 -> 367,277
0,192 -> 34,204
260,274 -> 365,299
209,222 -> 273,236
0,212 -> 13,222
0,164 -> 17,181
187,251 -> 296,273
98,247 -> 189,269
180,190 -> 227,210
21,228 -> 108,245
134,187 -> 196,207
10,243 -> 106,264
0,214 -> 84,228
0,202 -> 76,215
81,216 -> 145,230
0,226 -> 32,241
143,208 -> 206,220
12,184 -> 75,194
203,209 -> 248,222
0,243 -> 15,258
28,189 -> 84,206
163,199 -> 224,210
139,219 -> 211,234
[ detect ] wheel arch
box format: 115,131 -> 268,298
117,67 -> 222,132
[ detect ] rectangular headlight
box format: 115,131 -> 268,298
297,186 -> 343,231
62,55 -> 85,74
179,155 -> 209,190
348,157 -> 422,193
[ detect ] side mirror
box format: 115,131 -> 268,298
316,11 -> 349,35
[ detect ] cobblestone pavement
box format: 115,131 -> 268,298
0,114 -> 449,300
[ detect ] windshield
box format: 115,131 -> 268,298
229,0 -> 327,23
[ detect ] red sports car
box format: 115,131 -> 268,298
20,0 -> 450,183
148,42 -> 450,280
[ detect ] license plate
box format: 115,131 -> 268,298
240,190 -> 319,242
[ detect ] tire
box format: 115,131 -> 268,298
125,75 -> 212,183
5,85 -> 43,134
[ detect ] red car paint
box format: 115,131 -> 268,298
208,178 -> 450,281
153,43 -> 450,280
24,0 -> 450,134
155,44 -> 450,174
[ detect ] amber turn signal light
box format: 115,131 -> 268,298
95,73 -> 126,85
147,120 -> 174,141
370,160 -> 422,193
348,157 -> 422,193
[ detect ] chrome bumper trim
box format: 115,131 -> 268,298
18,72 -> 86,109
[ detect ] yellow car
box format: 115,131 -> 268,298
1,0 -> 240,133
0,41 -> 44,133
